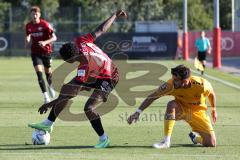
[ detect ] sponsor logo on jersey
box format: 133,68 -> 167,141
160,83 -> 168,91
77,69 -> 86,77
31,32 -> 43,37
38,27 -> 43,31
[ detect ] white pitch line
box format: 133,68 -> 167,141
170,61 -> 240,90
191,70 -> 240,90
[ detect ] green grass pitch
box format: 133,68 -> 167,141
0,57 -> 240,160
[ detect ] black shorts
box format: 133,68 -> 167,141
74,78 -> 118,102
31,54 -> 52,68
197,51 -> 207,61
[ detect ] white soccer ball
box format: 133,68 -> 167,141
32,130 -> 50,145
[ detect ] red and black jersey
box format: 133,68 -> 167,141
74,33 -> 119,83
26,19 -> 54,55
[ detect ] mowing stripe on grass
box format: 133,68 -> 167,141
0,152 -> 236,158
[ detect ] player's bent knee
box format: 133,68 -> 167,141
84,103 -> 96,113
167,100 -> 177,107
166,100 -> 180,112
84,105 -> 99,121
84,105 -> 92,112
167,100 -> 177,109
203,137 -> 216,147
84,99 -> 95,111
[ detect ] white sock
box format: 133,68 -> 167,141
164,136 -> 171,143
43,92 -> 49,98
42,119 -> 54,126
48,85 -> 54,90
99,133 -> 108,141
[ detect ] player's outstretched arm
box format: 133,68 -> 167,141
127,82 -> 171,124
127,91 -> 160,124
92,10 -> 127,39
38,80 -> 81,114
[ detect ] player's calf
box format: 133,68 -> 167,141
84,92 -> 109,147
153,100 -> 180,149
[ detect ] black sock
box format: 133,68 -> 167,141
48,107 -> 57,122
45,73 -> 52,86
36,71 -> 46,93
90,118 -> 104,136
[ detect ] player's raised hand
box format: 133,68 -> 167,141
116,10 -> 127,18
127,112 -> 140,124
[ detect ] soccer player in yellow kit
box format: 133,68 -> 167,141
127,65 -> 217,148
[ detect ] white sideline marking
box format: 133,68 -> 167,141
191,70 -> 240,90
170,61 -> 240,90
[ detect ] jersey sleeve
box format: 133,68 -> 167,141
203,79 -> 214,96
154,79 -> 173,98
75,33 -> 95,44
42,20 -> 54,35
207,39 -> 211,48
46,23 -> 54,34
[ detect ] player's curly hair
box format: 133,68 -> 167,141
59,42 -> 79,61
171,65 -> 191,80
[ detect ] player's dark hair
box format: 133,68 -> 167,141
59,42 -> 79,61
171,65 -> 191,80
30,6 -> 41,13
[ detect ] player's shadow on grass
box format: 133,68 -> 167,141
0,144 -> 153,150
109,144 -> 200,148
170,144 -> 202,148
109,145 -> 152,149
0,144 -> 93,150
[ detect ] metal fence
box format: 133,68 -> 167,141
0,6 -> 180,58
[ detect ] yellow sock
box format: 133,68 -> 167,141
195,136 -> 203,144
164,119 -> 175,137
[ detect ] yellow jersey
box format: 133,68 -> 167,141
156,76 -> 214,110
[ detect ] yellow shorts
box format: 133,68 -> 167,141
176,101 -> 214,134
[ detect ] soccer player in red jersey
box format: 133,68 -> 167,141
25,6 -> 57,103
28,10 -> 127,148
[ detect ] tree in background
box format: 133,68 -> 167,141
0,2 -> 11,32
220,0 -> 231,30
0,0 -> 232,32
187,0 -> 213,30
